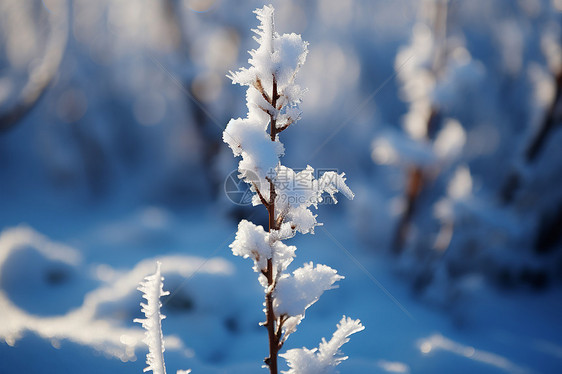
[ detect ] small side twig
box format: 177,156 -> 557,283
277,120 -> 293,134
253,182 -> 270,208
255,77 -> 272,104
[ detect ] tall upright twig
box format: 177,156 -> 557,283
264,74 -> 281,373
224,7 -> 356,373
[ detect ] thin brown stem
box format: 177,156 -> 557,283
502,70 -> 562,203
259,105 -> 275,116
263,74 -> 281,374
270,76 -> 279,141
392,106 -> 440,255
276,315 -> 288,348
255,77 -> 272,104
275,212 -> 286,231
392,0 -> 448,254
264,258 -> 278,373
392,167 -> 424,254
266,177 -> 277,231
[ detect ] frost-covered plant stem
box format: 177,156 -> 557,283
224,6 -> 359,373
240,16 -> 288,373
134,263 -> 191,374
248,70 -> 283,372
134,262 -> 169,374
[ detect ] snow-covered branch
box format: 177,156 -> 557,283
134,262 -> 170,374
223,5 -> 360,373
134,262 -> 191,374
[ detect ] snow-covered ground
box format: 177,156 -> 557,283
1,200 -> 561,373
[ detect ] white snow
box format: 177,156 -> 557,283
228,5 -> 308,122
371,130 -> 436,167
281,316 -> 365,374
446,165 -> 472,200
230,219 -> 273,273
1,210 -> 562,373
274,165 -> 354,234
0,224 -> 233,366
273,33 -> 309,90
230,219 -> 296,287
432,51 -> 485,110
417,334 -> 532,374
433,118 -> 466,161
274,262 -> 343,319
223,117 -> 283,183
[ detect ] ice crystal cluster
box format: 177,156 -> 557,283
224,5 -> 363,373
281,317 -> 365,374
